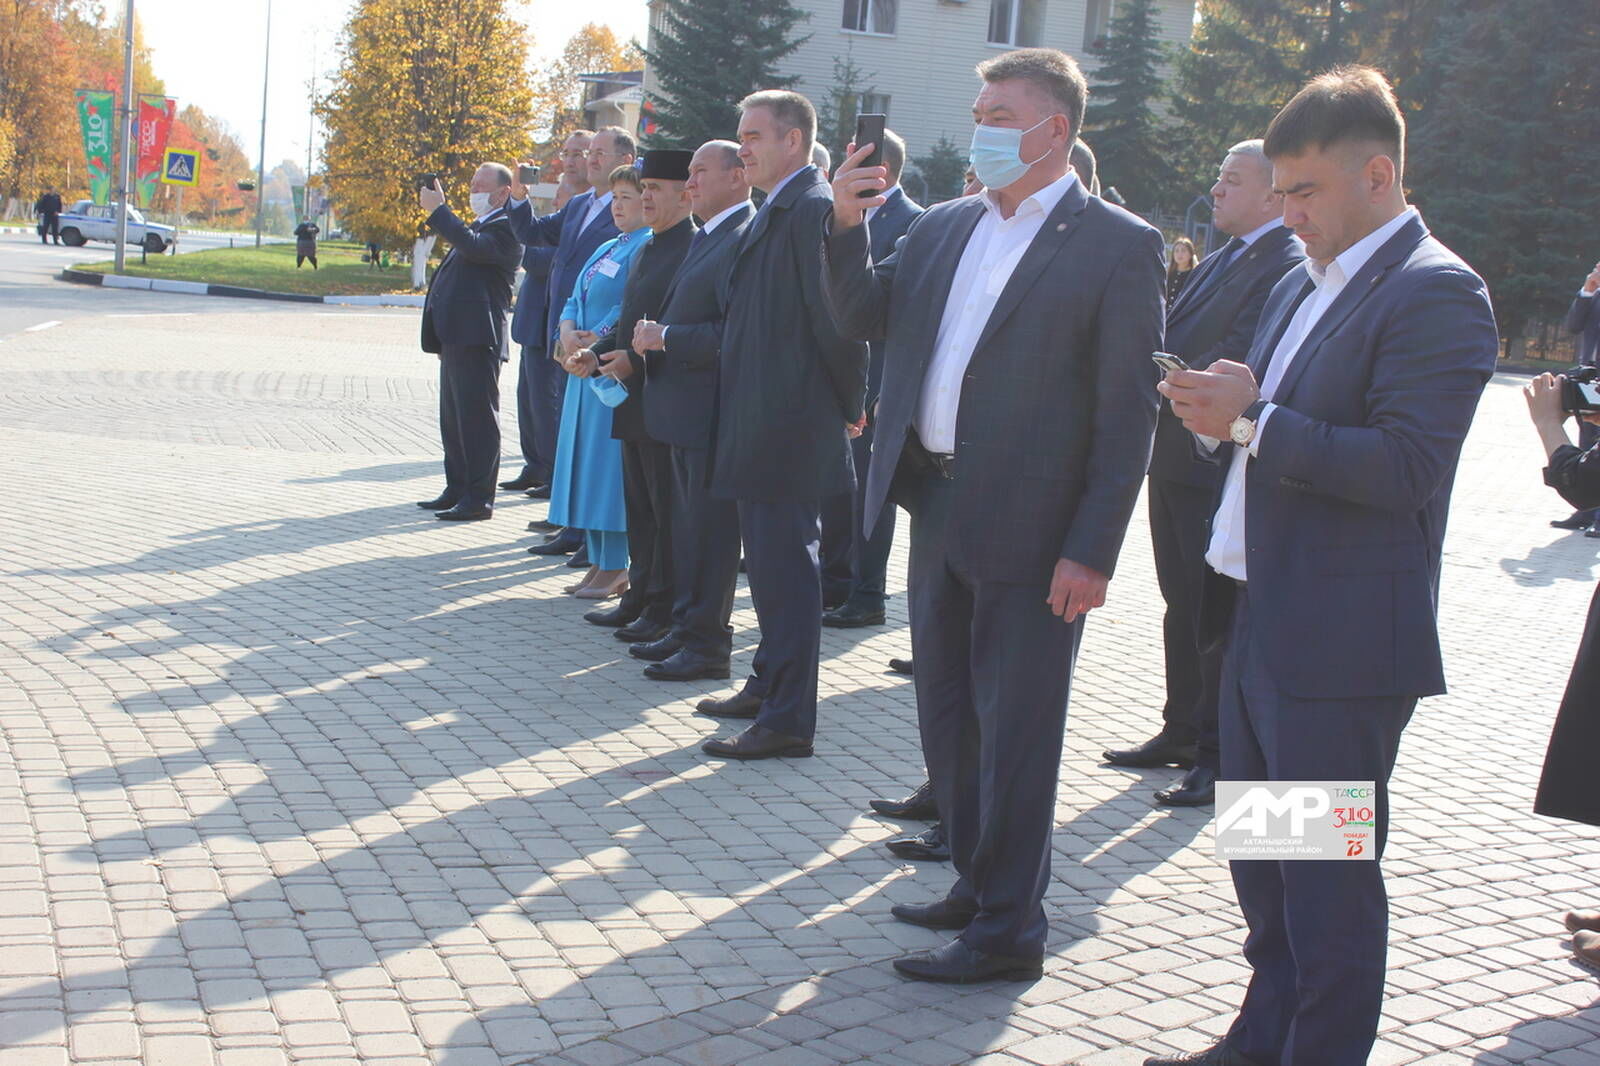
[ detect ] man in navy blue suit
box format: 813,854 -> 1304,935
1554,262 -> 1600,534
501,131 -> 591,494
819,128 -> 923,630
506,126 -> 635,554
1151,67 -> 1498,1066
414,163 -> 522,522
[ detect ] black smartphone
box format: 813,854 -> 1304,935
517,163 -> 540,185
853,113 -> 887,197
416,172 -> 437,192
1151,352 -> 1191,374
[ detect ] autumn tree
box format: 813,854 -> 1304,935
317,0 -> 535,251
164,105 -> 254,225
530,23 -> 641,159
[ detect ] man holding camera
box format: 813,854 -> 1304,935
1554,262 -> 1600,535
415,164 -> 521,522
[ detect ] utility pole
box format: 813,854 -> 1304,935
112,0 -> 136,274
254,0 -> 273,247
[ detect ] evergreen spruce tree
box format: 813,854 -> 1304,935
910,135 -> 968,204
1082,0 -> 1174,212
1407,0 -> 1600,351
816,55 -> 876,165
643,0 -> 810,148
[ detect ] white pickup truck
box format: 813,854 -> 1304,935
56,200 -> 175,253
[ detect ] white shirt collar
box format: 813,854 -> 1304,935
588,190 -> 614,209
1309,206 -> 1417,289
763,164 -> 813,205
980,169 -> 1079,223
700,200 -> 752,234
1235,217 -> 1284,248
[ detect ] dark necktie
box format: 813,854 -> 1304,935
687,228 -> 707,257
1187,236 -> 1247,304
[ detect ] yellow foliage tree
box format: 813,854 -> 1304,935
529,24 -> 641,165
316,0 -> 536,252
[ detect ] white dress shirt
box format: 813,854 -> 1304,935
581,190 -> 613,231
758,165 -> 811,213
1206,207 -> 1419,581
915,170 -> 1080,454
698,199 -> 751,235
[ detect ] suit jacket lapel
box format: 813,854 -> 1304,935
970,182 -> 1090,358
1167,246 -> 1230,323
1269,216 -> 1427,402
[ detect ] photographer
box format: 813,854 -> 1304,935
1526,372 -> 1600,969
1554,264 -> 1600,534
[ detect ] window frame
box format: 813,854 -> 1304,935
986,0 -> 1044,48
842,0 -> 897,37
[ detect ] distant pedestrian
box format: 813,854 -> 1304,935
34,188 -> 62,245
1165,236 -> 1197,304
411,220 -> 435,290
293,219 -> 320,269
366,239 -> 382,270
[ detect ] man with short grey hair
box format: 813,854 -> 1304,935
1105,138 -> 1304,807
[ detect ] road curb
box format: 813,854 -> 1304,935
56,268 -> 424,307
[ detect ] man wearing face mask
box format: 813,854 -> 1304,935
416,163 -> 522,521
825,48 -> 1164,983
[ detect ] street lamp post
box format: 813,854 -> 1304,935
112,0 -> 136,274
254,0 -> 273,248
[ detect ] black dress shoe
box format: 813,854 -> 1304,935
823,582 -> 852,611
437,504 -> 492,521
528,534 -> 580,556
701,724 -> 813,760
583,604 -> 638,628
696,689 -> 763,719
887,658 -> 914,676
891,897 -> 977,931
869,780 -> 938,820
892,938 -> 1042,984
1155,766 -> 1217,807
500,472 -> 541,491
1552,512 -> 1594,530
629,634 -> 685,662
615,617 -> 668,643
1103,732 -> 1198,769
417,495 -> 460,510
525,484 -> 552,499
1144,1042 -> 1262,1066
1588,525 -> 1600,539
887,823 -> 950,862
645,649 -> 732,681
527,519 -> 560,533
566,546 -> 591,568
822,601 -> 887,628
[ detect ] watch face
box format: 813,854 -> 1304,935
1229,418 -> 1254,446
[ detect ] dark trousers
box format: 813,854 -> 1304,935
618,439 -> 676,626
437,345 -> 502,509
821,430 -> 896,609
737,498 -> 822,739
669,446 -> 740,660
513,342 -> 555,482
1149,476 -> 1223,768
1221,586 -> 1415,1066
40,213 -> 59,242
296,254 -> 318,269
905,466 -> 1083,958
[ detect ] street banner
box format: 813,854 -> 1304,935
291,184 -> 305,219
135,96 -> 177,208
74,89 -> 115,206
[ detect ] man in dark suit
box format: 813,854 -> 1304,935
1554,261 -> 1600,534
502,131 -> 591,494
507,127 -> 634,553
415,164 -> 522,522
820,129 -> 924,629
575,150 -> 697,644
826,48 -> 1165,983
1151,67 -> 1498,1066
694,92 -> 868,760
1104,140 -> 1305,808
35,188 -> 63,245
630,142 -> 754,683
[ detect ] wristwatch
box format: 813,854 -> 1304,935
1229,399 -> 1269,447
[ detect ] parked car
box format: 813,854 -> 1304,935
56,201 -> 175,253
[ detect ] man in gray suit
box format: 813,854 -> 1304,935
1105,140 -> 1305,807
826,48 -> 1164,983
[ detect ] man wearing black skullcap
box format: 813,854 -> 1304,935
579,150 -> 700,647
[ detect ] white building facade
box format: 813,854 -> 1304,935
644,0 -> 1196,176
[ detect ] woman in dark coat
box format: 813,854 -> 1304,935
293,219 -> 320,269
1526,372 -> 1600,968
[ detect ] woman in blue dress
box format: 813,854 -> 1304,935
548,165 -> 651,599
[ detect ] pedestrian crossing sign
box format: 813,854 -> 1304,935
162,149 -> 200,187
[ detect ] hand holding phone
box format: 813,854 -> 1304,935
852,114 -> 886,198
517,163 -> 540,185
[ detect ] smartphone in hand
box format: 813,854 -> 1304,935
852,113 -> 887,198
517,163 -> 540,185
1152,352 -> 1191,374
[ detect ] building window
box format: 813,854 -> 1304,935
843,0 -> 897,35
988,0 -> 1044,47
1084,0 -> 1112,51
861,92 -> 891,119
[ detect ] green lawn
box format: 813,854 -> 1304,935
74,240 -> 423,296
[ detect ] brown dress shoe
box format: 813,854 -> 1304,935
1565,910 -> 1600,933
1575,929 -> 1600,974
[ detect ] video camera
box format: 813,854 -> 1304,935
1561,365 -> 1600,415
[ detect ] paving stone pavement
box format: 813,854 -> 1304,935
1,299 -> 1598,1065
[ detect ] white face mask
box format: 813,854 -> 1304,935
469,192 -> 494,217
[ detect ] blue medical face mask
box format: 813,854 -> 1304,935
590,375 -> 629,408
968,115 -> 1060,191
